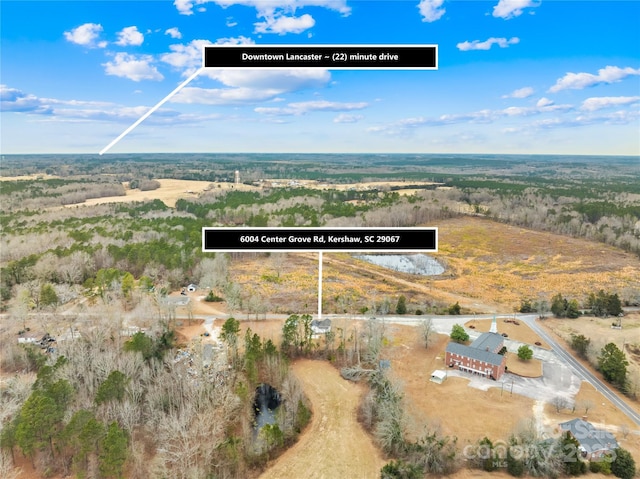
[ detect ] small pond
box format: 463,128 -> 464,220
253,383 -> 281,430
354,253 -> 444,276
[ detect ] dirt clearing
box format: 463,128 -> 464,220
259,359 -> 386,479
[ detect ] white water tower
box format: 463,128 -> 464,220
234,170 -> 240,185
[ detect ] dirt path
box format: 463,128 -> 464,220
259,359 -> 386,479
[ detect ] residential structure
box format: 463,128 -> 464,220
559,418 -> 619,461
445,331 -> 506,380
311,318 -> 332,335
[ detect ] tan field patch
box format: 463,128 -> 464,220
0,174 -> 60,181
433,217 -> 640,311
505,353 -> 543,377
464,318 -> 550,349
68,179 -> 256,208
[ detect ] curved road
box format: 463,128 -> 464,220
520,314 -> 640,426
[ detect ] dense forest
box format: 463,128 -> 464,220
1,154 -> 639,309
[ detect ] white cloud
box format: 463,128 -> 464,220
549,66 -> 640,93
492,0 -> 540,19
115,26 -> 144,46
216,36 -> 255,45
204,68 -> 330,92
161,39 -> 214,75
161,37 -> 254,76
1,85 -> 222,126
531,110 -> 640,129
255,13 -> 315,34
288,100 -> 367,112
0,85 -> 53,114
536,97 -> 554,107
103,53 -> 164,82
502,87 -> 534,99
418,0 -> 445,23
172,86 -> 283,104
226,17 -> 238,27
368,117 -> 427,136
334,114 -> 363,123
580,96 -> 640,111
254,106 -> 298,115
255,100 -> 368,116
165,27 -> 183,39
174,0 -> 350,17
368,100 -> 578,136
174,0 -> 197,15
64,23 -> 107,48
457,37 -> 519,51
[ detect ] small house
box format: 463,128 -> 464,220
311,318 -> 332,334
559,418 -> 619,461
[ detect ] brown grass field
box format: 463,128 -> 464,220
505,352 -> 543,378
223,217 -> 640,316
77,179 -> 240,208
433,217 -> 640,311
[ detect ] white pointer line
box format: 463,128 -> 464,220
99,67 -> 204,155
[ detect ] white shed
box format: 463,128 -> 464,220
430,370 -> 447,384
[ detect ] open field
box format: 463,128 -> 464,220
221,217 -> 640,316
41,177 -> 442,209
75,179 -> 232,208
433,217 -> 640,310
258,359 -> 386,479
538,314 -> 640,393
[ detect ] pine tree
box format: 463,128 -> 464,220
99,422 -> 128,479
598,343 -> 629,387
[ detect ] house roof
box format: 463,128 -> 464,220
311,319 -> 331,328
559,419 -> 619,453
470,332 -> 504,352
446,342 -> 505,366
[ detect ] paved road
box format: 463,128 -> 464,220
520,314 -> 640,426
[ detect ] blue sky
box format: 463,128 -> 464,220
1,0 -> 639,155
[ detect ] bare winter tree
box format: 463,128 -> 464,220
577,399 -> 595,415
420,318 -> 434,349
552,395 -> 569,413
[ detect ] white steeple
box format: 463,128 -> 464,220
490,315 -> 498,334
